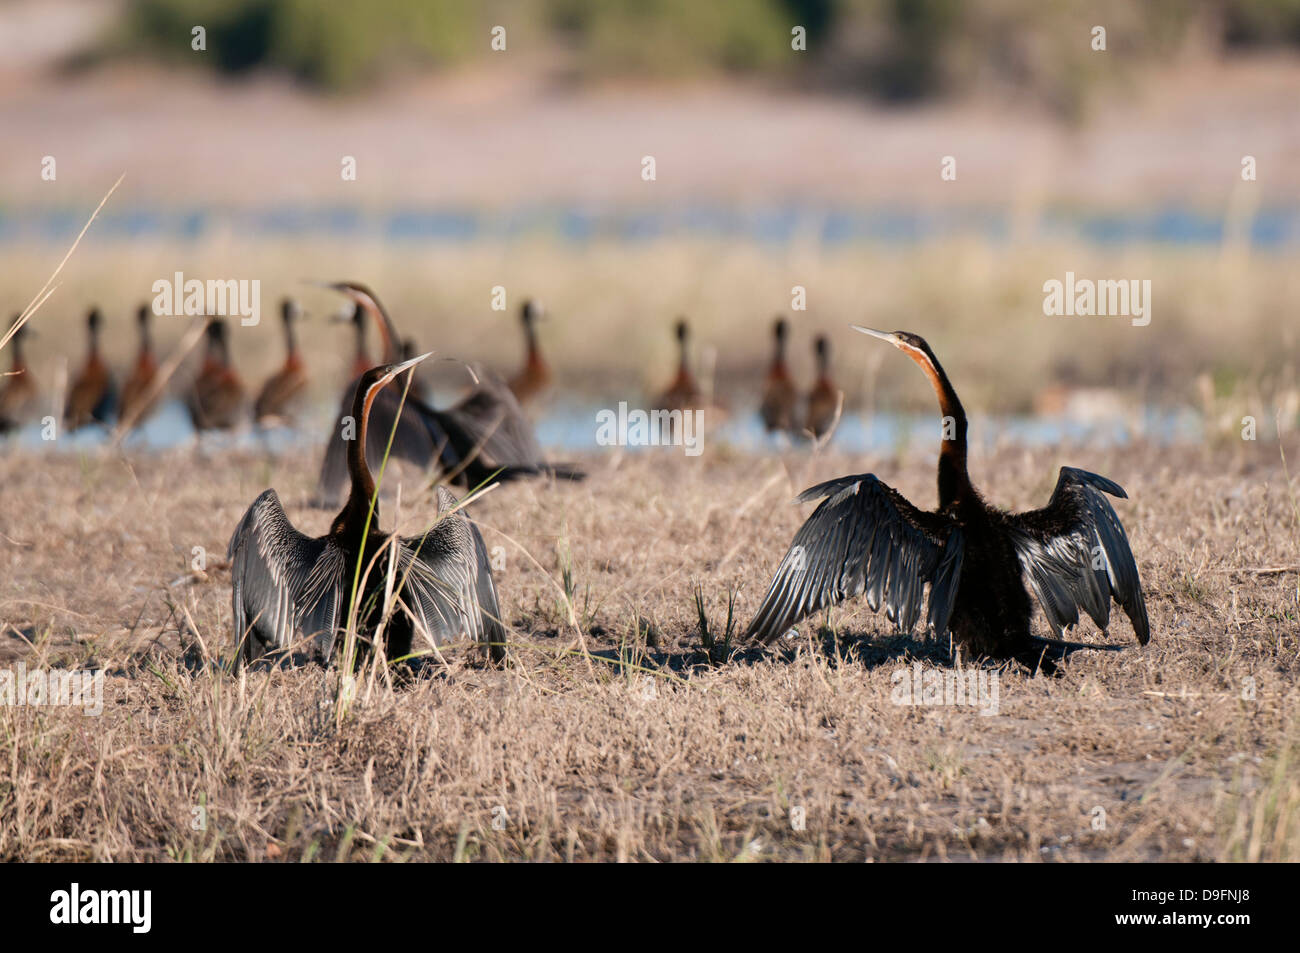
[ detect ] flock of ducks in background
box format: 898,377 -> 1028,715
1,286 -> 1149,674
759,318 -> 839,439
1,297 -> 842,444
0,302 -> 301,435
647,316 -> 841,441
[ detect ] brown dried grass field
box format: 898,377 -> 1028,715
1,435 -> 1297,862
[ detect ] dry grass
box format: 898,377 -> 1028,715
1,434 -> 1297,861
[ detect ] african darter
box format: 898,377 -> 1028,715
341,301 -> 373,379
228,350 -> 505,669
314,282 -> 582,503
745,327 -> 1149,665
400,336 -> 433,404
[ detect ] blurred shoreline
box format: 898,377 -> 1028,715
4,54 -> 1299,209
2,200 -> 1298,249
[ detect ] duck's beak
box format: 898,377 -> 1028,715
851,326 -> 900,347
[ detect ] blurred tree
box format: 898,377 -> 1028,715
125,0 -> 475,89
117,0 -> 1300,100
548,0 -> 791,75
1224,0 -> 1300,44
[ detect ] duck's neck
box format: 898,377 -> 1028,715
524,317 -> 539,358
771,333 -> 787,373
284,316 -> 298,358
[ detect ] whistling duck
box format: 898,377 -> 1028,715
65,308 -> 117,430
653,318 -> 703,411
0,317 -> 38,434
188,318 -> 246,431
118,304 -> 160,429
507,299 -> 551,405
253,299 -> 309,426
759,317 -> 797,434
804,334 -> 841,439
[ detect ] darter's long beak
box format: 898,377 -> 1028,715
382,348 -> 434,377
384,345 -> 431,374
374,348 -> 439,390
851,326 -> 900,346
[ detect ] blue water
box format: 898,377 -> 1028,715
536,402 -> 1204,454
0,395 -> 1201,455
1,203 -> 1297,249
5,399 -> 324,454
4,397 -> 1201,455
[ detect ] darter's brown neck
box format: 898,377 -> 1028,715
901,344 -> 971,509
336,376 -> 382,542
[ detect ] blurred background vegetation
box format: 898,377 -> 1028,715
6,0 -> 1296,420
109,0 -> 1300,109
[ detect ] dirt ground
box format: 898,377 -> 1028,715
1,435 -> 1297,861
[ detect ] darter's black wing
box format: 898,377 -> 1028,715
745,474 -> 964,644
228,489 -> 346,668
395,486 -> 506,661
1007,467 -> 1149,645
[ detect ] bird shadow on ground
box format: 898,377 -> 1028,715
115,623 -> 1128,684
579,626 -> 1130,681
578,628 -> 961,678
